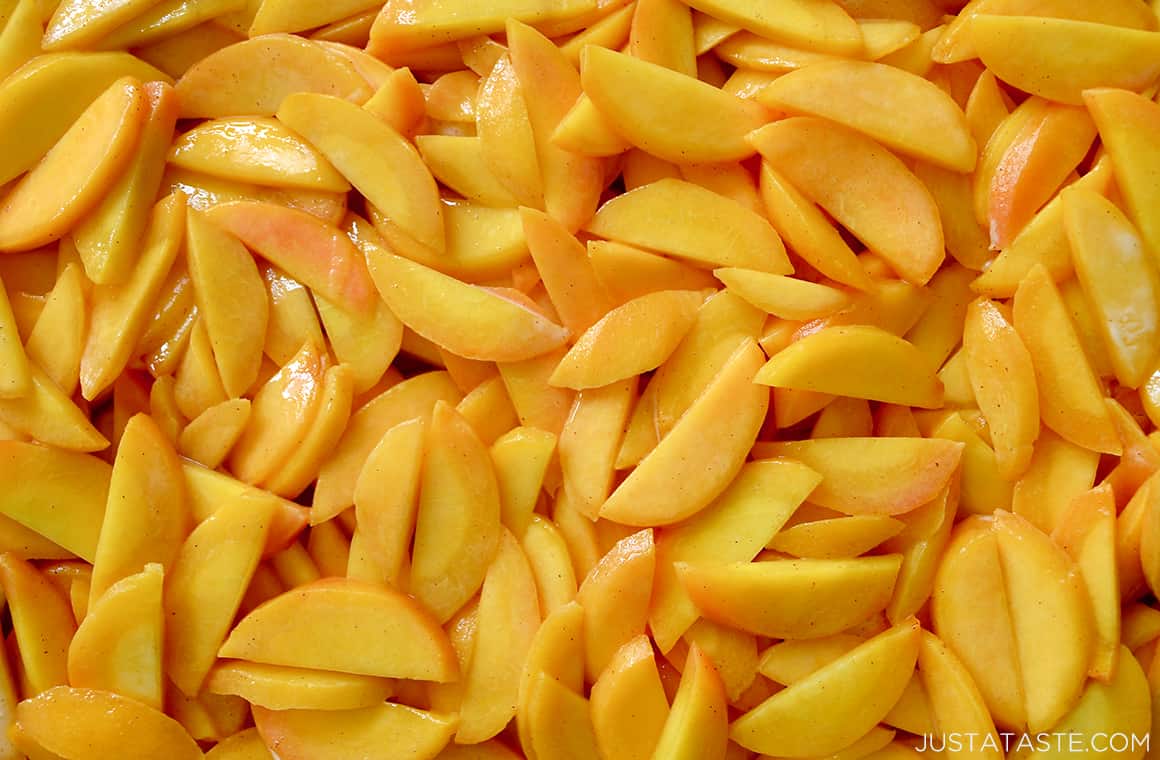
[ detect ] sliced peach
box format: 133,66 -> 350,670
0,362 -> 106,452
587,239 -> 721,304
24,263 -> 85,397
558,378 -> 636,519
914,163 -> 991,273
970,15 -> 1160,105
253,702 -> 456,760
588,177 -> 790,273
731,619 -> 920,757
576,529 -> 655,683
916,632 -> 1004,760
628,0 -> 696,74
203,727 -> 273,759
749,116 -> 943,285
754,437 -> 963,516
475,53 -> 544,210
599,339 -> 768,526
0,76 -> 145,252
682,0 -> 861,54
552,92 -> 632,157
166,166 -> 347,224
522,206 -> 613,336
930,412 -> 1012,516
491,426 -> 557,539
0,553 -> 74,694
206,661 -> 393,711
178,399 -> 252,469
652,645 -> 728,760
716,268 -> 847,321
521,672 -> 602,760
0,278 -> 30,399
249,0 -> 385,36
314,293 -> 401,394
758,634 -> 864,685
769,515 -> 905,559
516,600 -> 585,754
181,460 -> 307,557
522,515 -> 579,617
417,134 -> 521,207
590,635 -> 670,760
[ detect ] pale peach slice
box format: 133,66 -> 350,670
221,577 -> 457,681
277,91 -> 444,253
0,278 -> 30,399
249,0 -> 382,35
492,427 -> 557,539
1064,187 -> 1160,390
599,339 -> 768,526
755,325 -> 943,408
587,177 -> 791,273
683,0 -> 861,54
931,413 -> 1012,517
758,634 -> 864,685
263,363 -> 354,499
522,515 -> 578,616
652,645 -> 728,760
580,45 -> 768,163
760,60 -> 975,171
522,206 -> 614,336
678,556 -> 902,640
558,378 -> 635,520
914,162 -> 990,272
42,0 -> 181,49
516,600 -> 584,755
731,619 -> 920,757
24,263 -> 85,397
0,76 -> 146,252
367,249 -> 569,363
715,268 -> 848,321
768,515 -> 905,559
166,167 -> 347,224
476,53 -> 544,210
970,16 -> 1160,105
178,399 -> 252,469
588,239 -> 721,304
750,118 -> 943,285
314,293 -> 401,395
175,34 -> 373,117
521,672 -> 602,760
551,92 -> 632,157
590,635 -> 670,760
0,362 -> 103,451
0,553 -> 75,694
205,661 -> 393,711
576,529 -> 655,683
253,702 -> 456,760
754,437 -> 963,516
416,134 -> 521,207
916,632 -> 1004,760
0,52 -> 167,187
16,686 -> 202,760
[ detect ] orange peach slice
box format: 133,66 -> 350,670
476,53 -> 544,210
0,553 -> 75,694
522,206 -> 614,335
166,166 -> 347,224
367,249 -> 569,362
731,619 -> 921,757
590,635 -> 670,760
181,461 -> 307,557
970,15 -> 1160,105
178,399 -> 252,469
221,578 -> 458,681
755,325 -> 943,408
629,0 -> 697,75
558,378 -> 635,520
492,427 -> 557,539
580,45 -> 769,163
522,515 -> 579,616
769,515 -> 905,559
587,240 -> 723,304
253,702 -> 456,760
416,134 -> 521,208
175,34 -> 373,117
653,645 -> 728,760
930,412 -> 1012,516
760,60 -> 975,171
264,363 -> 355,499
683,0 -> 861,54
678,555 -> 902,639
67,564 -> 163,709
24,262 -> 85,397
749,117 -> 943,285
205,661 -> 393,711
15,686 -> 202,760
1063,187 -> 1160,389
552,92 -> 632,158
963,298 -> 1039,479
521,672 -> 602,760
755,437 -> 963,516
718,269 -> 850,323
916,632 -> 1004,760
576,529 -> 655,683
249,0 -> 384,36
588,177 -> 790,273
0,76 -> 145,252
0,362 -> 107,452
914,162 -> 990,272
758,634 -> 864,685
0,278 -> 30,399
517,600 -> 585,755
599,339 -> 768,526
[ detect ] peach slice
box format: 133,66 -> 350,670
1013,264 -> 1120,454
1064,186 -> 1160,389
882,479 -> 959,623
416,134 -> 521,208
552,92 -> 632,157
758,634 -> 864,685
755,325 -> 943,408
492,427 -> 557,539
588,240 -> 721,304
205,661 -> 393,711
175,34 -> 373,117
315,293 -> 401,394
166,166 -> 347,224
916,632 -> 1004,760
67,564 -> 163,709
930,412 -> 1012,516
754,437 -> 963,516
629,0 -> 697,75
576,529 -> 655,683
970,15 -> 1160,105
476,53 -> 544,210
522,206 -> 614,336
599,339 -> 768,526
682,0 -> 861,54
652,645 -> 728,760
521,672 -> 602,760
588,177 -> 791,273
769,515 -> 905,559
550,290 -> 705,389
749,117 -> 943,285
580,45 -> 769,163
203,728 -> 271,759
516,600 -> 585,754
760,60 -> 975,171
253,702 -> 456,760
0,553 -> 75,694
731,619 -> 921,757
24,263 -> 85,397
558,378 -> 635,519
249,0 -> 384,36
0,76 -> 145,252
678,556 -> 902,639
522,515 -> 579,616
264,363 -> 355,499
715,268 -> 848,321
179,399 -> 252,469
590,635 -> 670,760
181,461 -> 307,557
963,298 -> 1039,479
0,278 -> 30,399
277,91 -> 444,253
0,363 -> 106,452
914,162 -> 990,273
367,249 -> 569,363
15,686 -> 202,760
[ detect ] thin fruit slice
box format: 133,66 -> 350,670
253,702 -> 456,760
651,645 -> 728,760
205,661 -> 393,711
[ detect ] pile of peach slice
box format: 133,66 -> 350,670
3,0 -> 1160,758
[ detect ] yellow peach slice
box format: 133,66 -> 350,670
652,645 -> 728,760
367,249 -> 569,363
204,728 -> 273,760
166,166 -> 347,224
16,686 -> 202,760
754,437 -> 963,516
315,293 -> 401,394
260,263 -> 337,366
715,269 -> 848,321
416,134 -> 521,208
970,16 -> 1160,105
590,635 -> 670,760
0,362 -> 103,451
1013,264 -> 1120,454
264,363 -> 354,498
916,632 -> 1004,760
492,427 -> 557,539
67,564 -> 163,709
558,378 -> 635,519
0,278 -> 30,398
425,201 -> 533,281
24,263 -> 85,397
221,577 -> 458,681
277,91 -> 444,253
1064,187 -> 1160,389
576,529 -> 655,683
755,325 -> 943,408
178,399 -> 252,469
588,239 -> 721,304
0,553 -> 75,694
930,413 -> 1012,516
516,600 -> 585,756
522,515 -> 579,616
552,92 -> 632,158
682,0 -> 861,54
249,0 -> 383,35
175,34 -> 373,117
522,206 -> 614,336
0,76 -> 146,252
588,177 -> 791,273
521,672 -> 602,760
475,53 -> 544,210
758,634 -> 864,685
599,339 -> 768,526
913,162 -> 990,272
760,60 -> 975,172
751,117 -> 944,285
253,702 -> 456,760
769,515 -> 905,559
41,0 -> 175,50
173,316 -> 229,421
580,45 -> 770,163
678,556 -> 902,639
963,298 -> 1039,479
205,661 -> 393,711
731,619 -> 921,757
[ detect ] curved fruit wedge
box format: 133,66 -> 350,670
0,553 -> 75,694
652,645 -> 728,760
588,177 -> 790,273
759,60 -> 975,172
715,268 -> 848,321
203,728 -> 270,760
755,325 -> 943,408
576,529 -> 655,683
253,702 -> 456,760
580,45 -> 769,163
749,117 -> 943,285
916,632 -> 1004,760
681,0 -> 862,54
731,619 -> 921,757
678,556 -> 902,639
0,362 -> 108,452
220,577 -> 458,682
516,601 -> 585,754
768,515 -> 905,559
476,53 -> 543,210
590,635 -> 670,760
205,661 -> 394,711
521,672 -> 602,760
